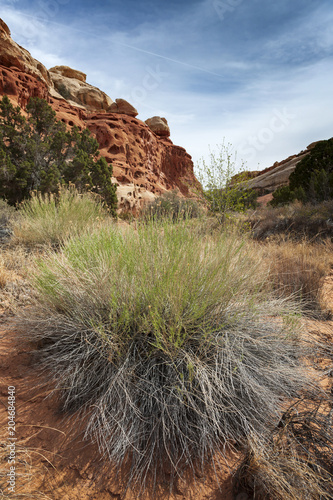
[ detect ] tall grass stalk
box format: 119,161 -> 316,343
18,219 -> 322,493
13,186 -> 110,246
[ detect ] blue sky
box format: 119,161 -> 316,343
1,0 -> 333,173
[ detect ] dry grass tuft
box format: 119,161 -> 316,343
12,186 -> 111,247
248,200 -> 333,241
15,219 -> 328,494
0,256 -> 10,289
0,246 -> 36,315
234,399 -> 333,500
260,238 -> 333,314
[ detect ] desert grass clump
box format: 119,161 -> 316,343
141,190 -> 204,222
0,255 -> 9,289
263,238 -> 333,314
0,429 -> 52,499
13,186 -> 110,247
0,245 -> 34,313
249,200 -> 333,240
18,220 -> 322,493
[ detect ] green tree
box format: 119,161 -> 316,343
195,142 -> 257,219
271,138 -> 333,206
0,95 -> 117,215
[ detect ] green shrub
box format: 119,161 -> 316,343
195,142 -> 257,218
141,190 -> 203,221
271,138 -> 333,206
13,186 -> 110,246
17,219 -> 322,493
0,95 -> 117,214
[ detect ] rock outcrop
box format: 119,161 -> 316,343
87,112 -> 196,198
0,18 -> 199,212
49,66 -> 113,112
108,98 -> 138,117
49,65 -> 86,82
115,182 -> 156,213
145,116 -> 170,137
0,19 -> 50,86
247,142 -> 323,194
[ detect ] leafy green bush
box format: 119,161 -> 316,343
0,95 -> 117,214
195,142 -> 257,217
17,219 -> 320,493
271,138 -> 333,206
141,190 -> 203,221
13,186 -> 110,246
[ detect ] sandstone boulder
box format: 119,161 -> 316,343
108,98 -> 138,117
115,181 -> 156,213
145,116 -> 170,137
49,68 -> 113,112
49,65 -> 86,82
0,19 -> 10,38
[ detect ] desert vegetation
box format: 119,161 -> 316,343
0,144 -> 332,499
5,205 -> 330,497
12,186 -> 110,247
0,95 -> 117,214
271,138 -> 333,206
195,142 -> 258,218
141,189 -> 204,222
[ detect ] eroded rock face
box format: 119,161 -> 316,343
0,19 -> 50,86
0,18 -> 200,212
108,98 -> 138,117
0,66 -> 49,107
0,19 -> 10,38
115,181 -> 156,213
145,116 -> 170,137
86,113 -> 198,197
49,68 -> 113,112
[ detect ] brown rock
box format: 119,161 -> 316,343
0,65 -> 49,104
0,19 -> 10,38
0,18 -> 50,86
246,140 -> 325,194
49,65 -> 87,82
247,153 -> 309,193
145,116 -> 170,137
49,69 -> 113,112
86,113 -> 199,199
108,98 -> 138,117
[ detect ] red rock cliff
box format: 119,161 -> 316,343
0,19 -> 200,212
